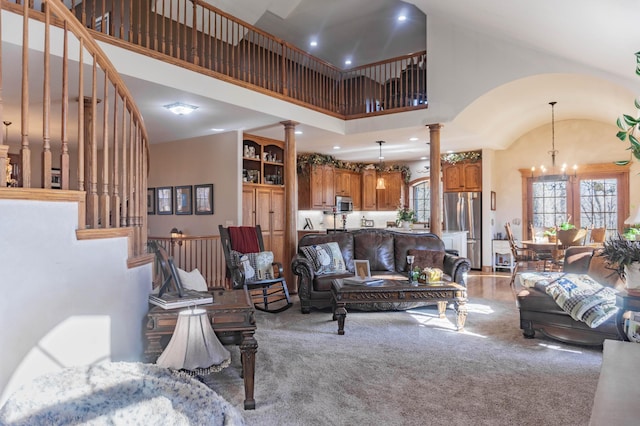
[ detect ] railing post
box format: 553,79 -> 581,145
0,145 -> 8,187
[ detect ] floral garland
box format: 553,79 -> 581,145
297,153 -> 411,183
441,151 -> 481,165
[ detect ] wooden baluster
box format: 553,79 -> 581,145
20,0 -> 30,188
145,0 -> 150,48
120,103 -> 128,227
100,70 -> 110,227
191,0 -> 198,65
41,2 -> 51,189
127,113 -> 134,230
100,0 -> 106,34
87,58 -> 99,228
168,0 -> 173,57
128,1 -> 133,42
134,123 -> 141,253
160,0 -> 166,53
60,21 -> 69,190
111,91 -> 121,228
77,41 -> 85,193
119,0 -> 124,39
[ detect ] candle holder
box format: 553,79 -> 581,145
406,255 -> 415,283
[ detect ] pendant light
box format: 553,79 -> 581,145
376,141 -> 386,190
530,101 -> 577,181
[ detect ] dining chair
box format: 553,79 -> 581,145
504,223 -> 545,287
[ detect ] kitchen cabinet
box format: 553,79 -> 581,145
334,169 -> 361,210
442,160 -> 482,192
376,171 -> 404,210
243,185 -> 285,263
361,169 -> 377,211
298,164 -> 335,210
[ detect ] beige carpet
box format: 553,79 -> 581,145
203,283 -> 603,426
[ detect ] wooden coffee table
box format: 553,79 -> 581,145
331,279 -> 468,335
144,289 -> 258,409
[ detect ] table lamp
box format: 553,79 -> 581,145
157,307 -> 231,375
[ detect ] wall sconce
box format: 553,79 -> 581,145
170,228 -> 184,253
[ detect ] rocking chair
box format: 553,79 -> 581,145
219,225 -> 292,313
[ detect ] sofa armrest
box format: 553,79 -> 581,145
443,253 -> 471,286
291,255 -> 316,305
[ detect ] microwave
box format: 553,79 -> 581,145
335,196 -> 354,213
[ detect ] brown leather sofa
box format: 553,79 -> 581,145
291,229 -> 471,314
515,246 -> 623,346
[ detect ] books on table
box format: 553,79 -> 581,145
342,276 -> 385,286
149,289 -> 213,310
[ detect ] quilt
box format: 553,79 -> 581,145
519,272 -> 619,328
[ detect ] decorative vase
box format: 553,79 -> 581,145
625,262 -> 640,291
402,221 -> 411,230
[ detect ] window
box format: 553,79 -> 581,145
412,180 -> 430,223
580,178 -> 618,232
521,164 -> 629,239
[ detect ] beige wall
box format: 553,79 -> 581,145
492,118 -> 640,242
147,131 -> 241,237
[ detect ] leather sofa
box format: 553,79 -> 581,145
291,229 -> 471,314
515,246 -> 623,346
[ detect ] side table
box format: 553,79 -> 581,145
144,289 -> 258,409
615,289 -> 640,341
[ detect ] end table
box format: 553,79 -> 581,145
615,289 -> 640,341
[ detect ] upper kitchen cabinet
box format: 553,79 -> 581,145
376,171 -> 404,210
335,169 -> 362,210
361,169 -> 377,211
442,160 -> 482,192
298,164 -> 335,210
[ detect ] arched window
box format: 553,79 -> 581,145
411,180 -> 430,223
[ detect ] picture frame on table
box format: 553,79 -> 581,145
156,186 -> 173,215
147,188 -> 156,215
354,259 -> 372,280
194,184 -> 214,215
175,185 -> 193,215
491,191 -> 496,211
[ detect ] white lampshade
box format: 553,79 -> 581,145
157,308 -> 231,375
625,204 -> 640,225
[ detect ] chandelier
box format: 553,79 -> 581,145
531,101 -> 577,181
376,141 -> 386,190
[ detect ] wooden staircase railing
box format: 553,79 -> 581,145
148,235 -> 230,290
0,0 -> 149,259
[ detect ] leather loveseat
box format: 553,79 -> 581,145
291,229 -> 471,314
515,246 -> 623,346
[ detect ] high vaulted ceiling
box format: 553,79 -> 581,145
5,1 -> 640,163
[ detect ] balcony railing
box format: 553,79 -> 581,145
67,0 -> 427,118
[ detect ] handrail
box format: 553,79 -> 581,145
1,0 -> 150,258
61,0 -> 427,118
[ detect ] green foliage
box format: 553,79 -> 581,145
599,233 -> 640,278
558,222 -> 576,231
397,206 -> 417,223
441,151 -> 481,165
297,153 -> 412,183
615,51 -> 640,165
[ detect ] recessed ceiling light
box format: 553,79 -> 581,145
420,156 -> 428,160
163,102 -> 198,115
295,130 -> 303,135
345,59 -> 352,65
310,40 -> 317,47
409,137 -> 419,141
211,128 -> 225,132
333,146 -> 341,150
397,15 -> 407,22
447,150 -> 454,154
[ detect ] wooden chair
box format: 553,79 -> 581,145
589,227 -> 607,245
504,223 -> 544,287
219,225 -> 292,313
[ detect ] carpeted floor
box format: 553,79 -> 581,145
203,277 -> 603,426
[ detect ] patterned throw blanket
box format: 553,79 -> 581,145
519,272 -> 619,328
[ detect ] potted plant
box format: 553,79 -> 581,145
543,227 -> 557,243
615,51 -> 640,166
599,233 -> 640,290
397,206 -> 416,229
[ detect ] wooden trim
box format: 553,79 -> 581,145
128,253 -> 155,268
77,227 -> 134,261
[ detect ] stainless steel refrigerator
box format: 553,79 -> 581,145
443,192 -> 481,269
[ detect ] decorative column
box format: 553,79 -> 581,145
428,123 -> 443,237
281,120 -> 298,293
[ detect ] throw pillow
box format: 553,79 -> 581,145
176,267 -> 208,291
407,249 -> 445,271
230,250 -> 274,281
300,242 -> 347,274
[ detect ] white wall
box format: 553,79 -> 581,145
0,197 -> 152,405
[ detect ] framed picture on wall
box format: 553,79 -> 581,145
491,191 -> 496,211
194,183 -> 214,215
147,188 -> 156,215
175,185 -> 193,215
51,168 -> 61,189
157,187 -> 173,215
